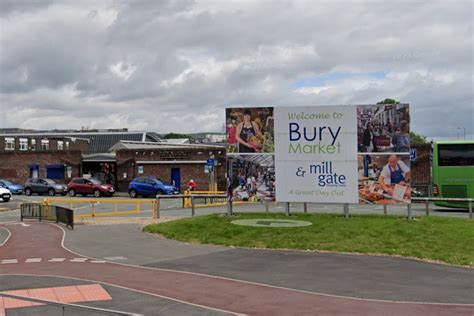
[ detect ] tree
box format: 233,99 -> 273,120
377,98 -> 400,104
410,131 -> 428,144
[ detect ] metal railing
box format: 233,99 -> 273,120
43,198 -> 157,219
0,292 -> 141,315
411,197 -> 473,219
21,203 -> 74,229
156,194 -> 228,218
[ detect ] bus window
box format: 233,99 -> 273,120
438,144 -> 474,167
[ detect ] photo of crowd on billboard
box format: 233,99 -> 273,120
358,154 -> 411,204
357,104 -> 410,153
226,107 -> 274,154
226,154 -> 275,202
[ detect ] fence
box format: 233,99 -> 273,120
21,203 -> 74,229
43,198 -> 157,220
0,292 -> 141,315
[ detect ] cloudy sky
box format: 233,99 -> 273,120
0,0 -> 472,139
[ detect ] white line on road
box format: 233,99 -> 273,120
90,260 -> 106,263
1,259 -> 18,264
48,258 -> 66,262
70,258 -> 88,262
25,258 -> 42,263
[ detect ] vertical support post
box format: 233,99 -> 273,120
425,199 -> 429,216
227,198 -> 233,216
469,200 -> 472,219
191,196 -> 195,217
155,199 -> 160,219
343,203 -> 349,218
303,203 -> 308,213
407,203 -> 412,220
265,201 -> 269,213
91,202 -> 95,218
383,204 -> 387,216
285,202 -> 290,216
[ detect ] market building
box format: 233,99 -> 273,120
109,141 -> 226,192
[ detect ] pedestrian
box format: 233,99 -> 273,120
187,179 -> 197,191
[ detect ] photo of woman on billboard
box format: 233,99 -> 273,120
226,107 -> 274,154
236,109 -> 262,153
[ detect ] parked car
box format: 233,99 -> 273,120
128,177 -> 179,198
67,178 -> 115,197
24,178 -> 68,196
0,187 -> 12,202
0,179 -> 24,195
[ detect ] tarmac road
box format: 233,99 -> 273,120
1,221 -> 473,315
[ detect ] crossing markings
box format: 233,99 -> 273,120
25,258 -> 42,263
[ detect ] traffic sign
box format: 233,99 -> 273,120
207,158 -> 215,166
410,148 -> 417,162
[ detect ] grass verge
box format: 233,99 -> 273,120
144,213 -> 474,267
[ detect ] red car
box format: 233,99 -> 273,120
67,178 -> 115,197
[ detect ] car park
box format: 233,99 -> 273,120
128,177 -> 179,198
0,187 -> 12,202
67,178 -> 115,197
24,178 -> 68,196
0,179 -> 24,195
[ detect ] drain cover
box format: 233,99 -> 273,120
231,219 -> 312,227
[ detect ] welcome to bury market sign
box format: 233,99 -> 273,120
226,104 -> 411,205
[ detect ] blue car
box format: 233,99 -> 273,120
0,179 -> 24,195
128,177 -> 179,198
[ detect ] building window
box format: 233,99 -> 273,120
5,137 -> 15,150
57,140 -> 64,150
19,138 -> 28,151
41,139 -> 49,151
65,141 -> 70,150
31,139 -> 36,151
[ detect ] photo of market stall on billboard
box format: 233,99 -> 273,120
357,103 -> 410,153
226,154 -> 275,202
226,107 -> 274,154
358,154 -> 411,204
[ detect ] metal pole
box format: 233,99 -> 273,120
227,198 -> 233,216
469,200 -> 472,219
407,203 -> 412,219
265,201 -> 269,213
285,202 -> 290,216
303,203 -> 307,213
383,204 -> 387,216
343,203 -> 349,218
191,196 -> 195,217
425,199 -> 429,216
155,199 -> 160,219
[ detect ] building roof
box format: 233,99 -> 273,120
0,131 -> 161,154
109,140 -> 225,152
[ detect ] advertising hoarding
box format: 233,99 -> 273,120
226,104 -> 410,204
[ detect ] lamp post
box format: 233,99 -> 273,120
458,127 -> 466,140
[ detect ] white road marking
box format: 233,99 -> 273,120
48,258 -> 66,262
103,256 -> 128,261
25,258 -> 42,263
70,258 -> 88,262
1,259 -> 18,264
90,260 -> 106,263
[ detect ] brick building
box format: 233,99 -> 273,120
0,136 -> 89,184
110,141 -> 226,192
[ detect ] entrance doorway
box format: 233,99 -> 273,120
171,168 -> 181,191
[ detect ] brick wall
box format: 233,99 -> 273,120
0,151 -> 83,185
115,147 -> 226,192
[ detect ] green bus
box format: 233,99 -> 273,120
433,140 -> 474,208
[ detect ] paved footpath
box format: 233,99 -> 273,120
1,222 -> 473,315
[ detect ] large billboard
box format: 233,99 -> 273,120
226,104 -> 410,204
